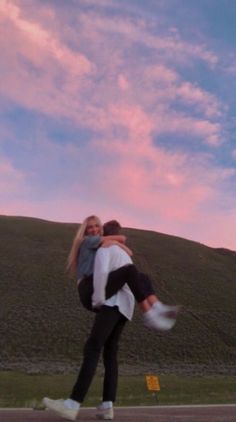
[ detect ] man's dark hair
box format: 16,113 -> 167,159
103,220 -> 121,236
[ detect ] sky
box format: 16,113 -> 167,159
1,0 -> 236,250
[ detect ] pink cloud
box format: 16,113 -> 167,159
0,156 -> 26,194
95,152 -> 211,221
176,82 -> 222,118
1,1 -> 235,251
2,139 -> 235,250
232,149 -> 236,159
109,104 -> 154,140
65,152 -> 235,250
0,1 -> 224,148
144,65 -> 179,83
0,0 -> 93,76
81,11 -> 218,67
154,113 -> 222,146
103,100 -> 222,148
90,144 -> 229,227
117,74 -> 129,91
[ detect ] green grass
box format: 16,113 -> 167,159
0,372 -> 235,408
1,215 -> 236,374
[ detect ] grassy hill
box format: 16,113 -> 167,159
0,215 -> 236,375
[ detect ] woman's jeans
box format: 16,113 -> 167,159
78,264 -> 155,311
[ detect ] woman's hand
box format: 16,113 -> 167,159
101,240 -> 133,256
117,243 -> 133,256
102,235 -> 127,243
101,239 -> 119,248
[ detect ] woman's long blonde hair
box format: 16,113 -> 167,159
67,215 -> 103,276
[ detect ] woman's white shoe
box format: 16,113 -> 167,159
143,302 -> 180,331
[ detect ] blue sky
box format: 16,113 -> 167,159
0,0 -> 236,250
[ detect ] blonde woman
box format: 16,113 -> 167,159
67,215 -> 131,311
67,215 -> 178,323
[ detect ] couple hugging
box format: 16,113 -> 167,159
43,215 -> 180,421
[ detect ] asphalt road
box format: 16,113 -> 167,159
0,405 -> 236,422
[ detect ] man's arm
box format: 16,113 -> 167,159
92,248 -> 110,309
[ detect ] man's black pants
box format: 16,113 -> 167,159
70,305 -> 127,403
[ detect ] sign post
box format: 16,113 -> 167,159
145,375 -> 160,403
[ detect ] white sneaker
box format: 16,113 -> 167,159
96,404 -> 114,420
143,302 -> 180,331
43,397 -> 79,421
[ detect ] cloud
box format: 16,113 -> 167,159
0,0 -> 224,146
232,149 -> 236,159
117,74 -> 130,91
89,102 -> 234,226
0,156 -> 26,195
176,82 -> 222,119
155,114 -> 222,146
79,10 -> 218,66
0,0 -> 92,74
0,0 -> 235,250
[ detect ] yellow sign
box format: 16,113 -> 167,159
145,375 -> 160,392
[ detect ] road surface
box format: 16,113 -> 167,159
0,405 -> 236,422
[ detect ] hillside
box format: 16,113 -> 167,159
0,215 -> 236,375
